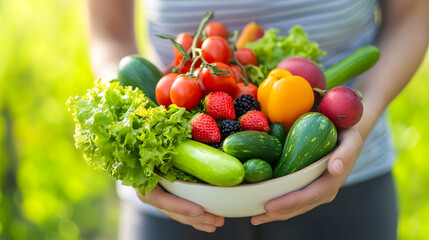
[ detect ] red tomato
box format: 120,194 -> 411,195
232,82 -> 258,100
200,62 -> 236,95
201,36 -> 231,64
170,75 -> 202,110
174,56 -> 201,74
174,32 -> 194,58
235,48 -> 258,66
173,32 -> 202,73
230,64 -> 244,83
155,73 -> 180,106
205,22 -> 229,39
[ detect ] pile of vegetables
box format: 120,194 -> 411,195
68,10 -> 379,196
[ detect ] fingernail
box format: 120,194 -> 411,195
333,159 -> 344,174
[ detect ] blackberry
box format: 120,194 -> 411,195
207,141 -> 223,151
219,119 -> 242,139
234,94 -> 261,118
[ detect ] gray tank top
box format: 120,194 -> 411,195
117,0 -> 396,214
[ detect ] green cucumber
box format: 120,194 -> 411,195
243,159 -> 273,183
223,130 -> 282,165
325,46 -> 380,90
172,139 -> 244,186
273,112 -> 337,178
118,55 -> 163,105
268,122 -> 288,146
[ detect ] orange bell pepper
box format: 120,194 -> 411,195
257,69 -> 314,129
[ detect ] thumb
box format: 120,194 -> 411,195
327,128 -> 363,176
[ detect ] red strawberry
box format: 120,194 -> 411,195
239,110 -> 269,132
190,113 -> 221,143
204,91 -> 236,120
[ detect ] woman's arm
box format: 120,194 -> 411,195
87,0 -> 139,81
87,0 -> 224,232
251,0 -> 429,225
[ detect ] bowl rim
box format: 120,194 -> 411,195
159,152 -> 332,188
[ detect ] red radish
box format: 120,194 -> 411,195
318,86 -> 363,129
276,57 -> 326,90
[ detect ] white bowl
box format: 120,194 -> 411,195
158,154 -> 331,218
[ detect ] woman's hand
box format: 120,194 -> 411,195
136,186 -> 224,232
251,127 -> 363,225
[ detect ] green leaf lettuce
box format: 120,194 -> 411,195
67,80 -> 196,196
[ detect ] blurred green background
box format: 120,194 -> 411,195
0,1 -> 428,239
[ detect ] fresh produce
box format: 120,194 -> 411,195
173,32 -> 202,74
190,113 -> 221,143
201,36 -> 232,64
236,21 -> 265,48
319,86 -> 364,129
200,62 -> 236,95
239,110 -> 269,132
325,45 -> 380,89
118,55 -> 163,105
207,141 -> 223,151
235,48 -> 258,66
268,122 -> 288,146
223,130 -> 282,164
245,26 -> 325,85
70,10 -> 381,196
203,91 -> 236,120
258,68 -> 314,129
155,72 -> 179,106
230,64 -> 245,83
170,75 -> 202,111
67,81 -> 196,196
273,112 -> 338,178
172,139 -> 244,186
218,119 -> 242,139
276,57 -> 326,90
233,94 -> 261,117
243,159 -> 273,183
232,82 -> 258,100
204,21 -> 229,39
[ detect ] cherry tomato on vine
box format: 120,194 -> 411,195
174,33 -> 194,58
173,33 -> 202,73
205,22 -> 229,39
155,73 -> 180,106
232,82 -> 258,100
170,75 -> 202,111
235,48 -> 258,66
200,62 -> 236,95
230,64 -> 244,83
201,36 -> 231,64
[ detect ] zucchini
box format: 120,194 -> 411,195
325,46 -> 380,90
243,159 -> 273,183
223,130 -> 282,165
171,139 -> 244,186
118,55 -> 163,105
273,112 -> 337,178
268,122 -> 288,146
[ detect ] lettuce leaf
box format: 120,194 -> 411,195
67,80 -> 195,196
245,26 -> 325,85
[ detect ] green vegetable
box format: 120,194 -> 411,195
243,159 -> 273,183
245,26 -> 325,85
223,130 -> 282,165
172,139 -> 244,186
268,122 -> 288,146
118,55 -> 163,105
67,80 -> 194,196
325,46 -> 380,89
273,112 -> 337,178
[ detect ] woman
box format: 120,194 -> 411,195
87,0 -> 429,239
